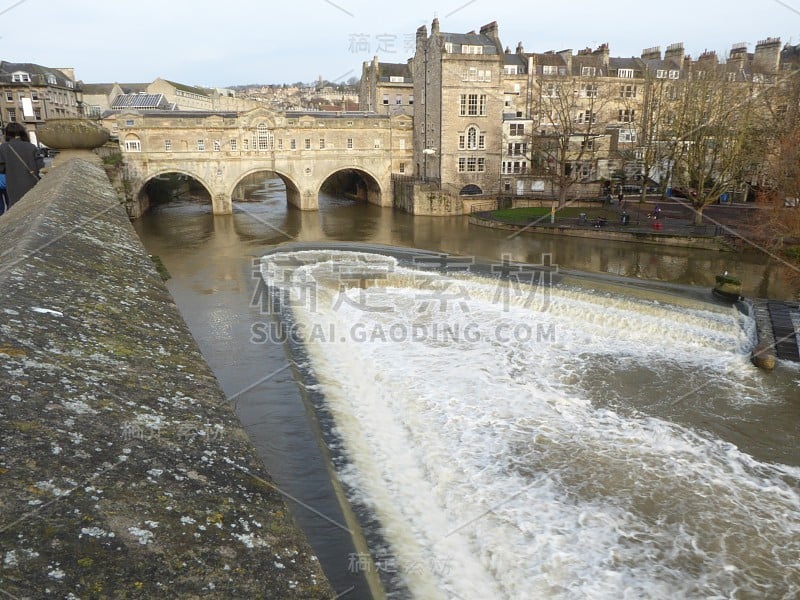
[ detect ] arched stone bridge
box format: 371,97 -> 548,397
110,107 -> 414,215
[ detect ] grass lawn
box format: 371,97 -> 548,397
490,206 -> 618,222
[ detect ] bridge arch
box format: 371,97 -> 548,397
135,168 -> 214,214
318,167 -> 384,206
230,168 -> 302,208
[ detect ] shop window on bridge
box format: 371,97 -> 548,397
230,139 -> 237,151
197,139 -> 205,151
164,139 -> 172,152
256,123 -> 274,150
124,134 -> 141,152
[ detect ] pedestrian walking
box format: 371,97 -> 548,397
0,123 -> 44,211
0,173 -> 7,216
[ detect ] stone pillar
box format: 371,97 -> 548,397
211,193 -> 232,215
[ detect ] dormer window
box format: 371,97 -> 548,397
11,72 -> 31,83
462,45 -> 484,55
389,76 -> 404,82
618,69 -> 634,78
46,73 -> 57,85
581,66 -> 596,77
65,80 -> 74,88
656,70 -> 667,79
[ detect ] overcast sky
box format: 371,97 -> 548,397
1,0 -> 797,87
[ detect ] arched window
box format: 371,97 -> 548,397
256,123 -> 274,150
123,134 -> 141,152
467,126 -> 477,149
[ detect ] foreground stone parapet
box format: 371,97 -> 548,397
0,160 -> 334,598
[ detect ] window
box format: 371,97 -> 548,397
618,68 -> 634,78
65,80 -> 74,89
580,83 -> 598,98
319,138 -> 325,149
582,139 -> 595,151
504,65 -> 518,75
656,69 -> 667,79
257,123 -> 273,150
544,83 -> 559,98
396,95 -> 402,105
4,92 -> 12,102
542,65 -> 558,75
347,138 -> 353,149
230,139 -> 237,151
620,84 -> 637,98
727,72 -> 736,82
389,76 -> 404,82
290,139 -> 297,150
459,94 -> 487,116
619,129 -> 637,142
11,72 -> 31,83
164,139 -> 172,152
467,126 -> 477,149
507,142 -> 527,156
581,66 -> 596,77
467,157 -> 478,172
576,110 -> 597,124
478,158 -> 485,172
126,120 -> 135,126
374,138 -> 381,149
46,74 -> 57,85
459,133 -> 466,150
31,91 -> 39,102
383,94 -> 389,105
510,123 -> 525,136
501,161 -> 527,174
464,68 -> 491,82
211,140 -> 220,152
278,139 -> 283,150
408,95 -> 414,105
399,162 -> 405,173
668,70 -> 680,79
304,138 -> 311,149
462,45 -> 483,54
125,136 -> 141,152
197,139 -> 205,151
33,108 -> 41,120
243,139 -> 249,150
8,108 -> 16,122
618,109 -> 635,123
458,157 -> 466,172
666,85 -> 677,100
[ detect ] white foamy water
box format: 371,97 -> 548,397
262,250 -> 800,599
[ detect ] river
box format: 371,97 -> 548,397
133,179 -> 800,599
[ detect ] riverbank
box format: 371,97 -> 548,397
0,159 -> 333,598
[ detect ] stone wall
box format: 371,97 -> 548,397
0,159 -> 334,598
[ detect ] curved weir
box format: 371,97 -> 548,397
260,246 -> 800,600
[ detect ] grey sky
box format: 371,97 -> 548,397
1,0 -> 797,87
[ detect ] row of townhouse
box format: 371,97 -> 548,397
0,61 -> 82,143
362,19 -> 799,201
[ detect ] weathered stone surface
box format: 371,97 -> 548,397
35,118 -> 110,150
0,160 -> 334,598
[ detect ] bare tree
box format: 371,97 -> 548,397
529,69 -> 609,206
666,59 -> 762,224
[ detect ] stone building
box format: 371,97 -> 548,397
0,61 -> 82,144
358,19 -> 797,212
359,57 -> 414,115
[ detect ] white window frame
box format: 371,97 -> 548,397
164,139 -> 172,152
581,66 -> 596,77
197,139 -> 205,151
542,65 -> 558,75
618,68 -> 634,78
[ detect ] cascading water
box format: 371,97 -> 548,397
262,249 -> 799,600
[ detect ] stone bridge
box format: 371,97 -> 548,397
109,107 -> 414,215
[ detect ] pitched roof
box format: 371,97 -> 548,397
0,61 -> 74,87
111,93 -> 171,110
163,79 -> 212,97
377,62 -> 412,80
441,32 -> 500,54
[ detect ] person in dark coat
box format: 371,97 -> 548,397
0,123 -> 44,209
